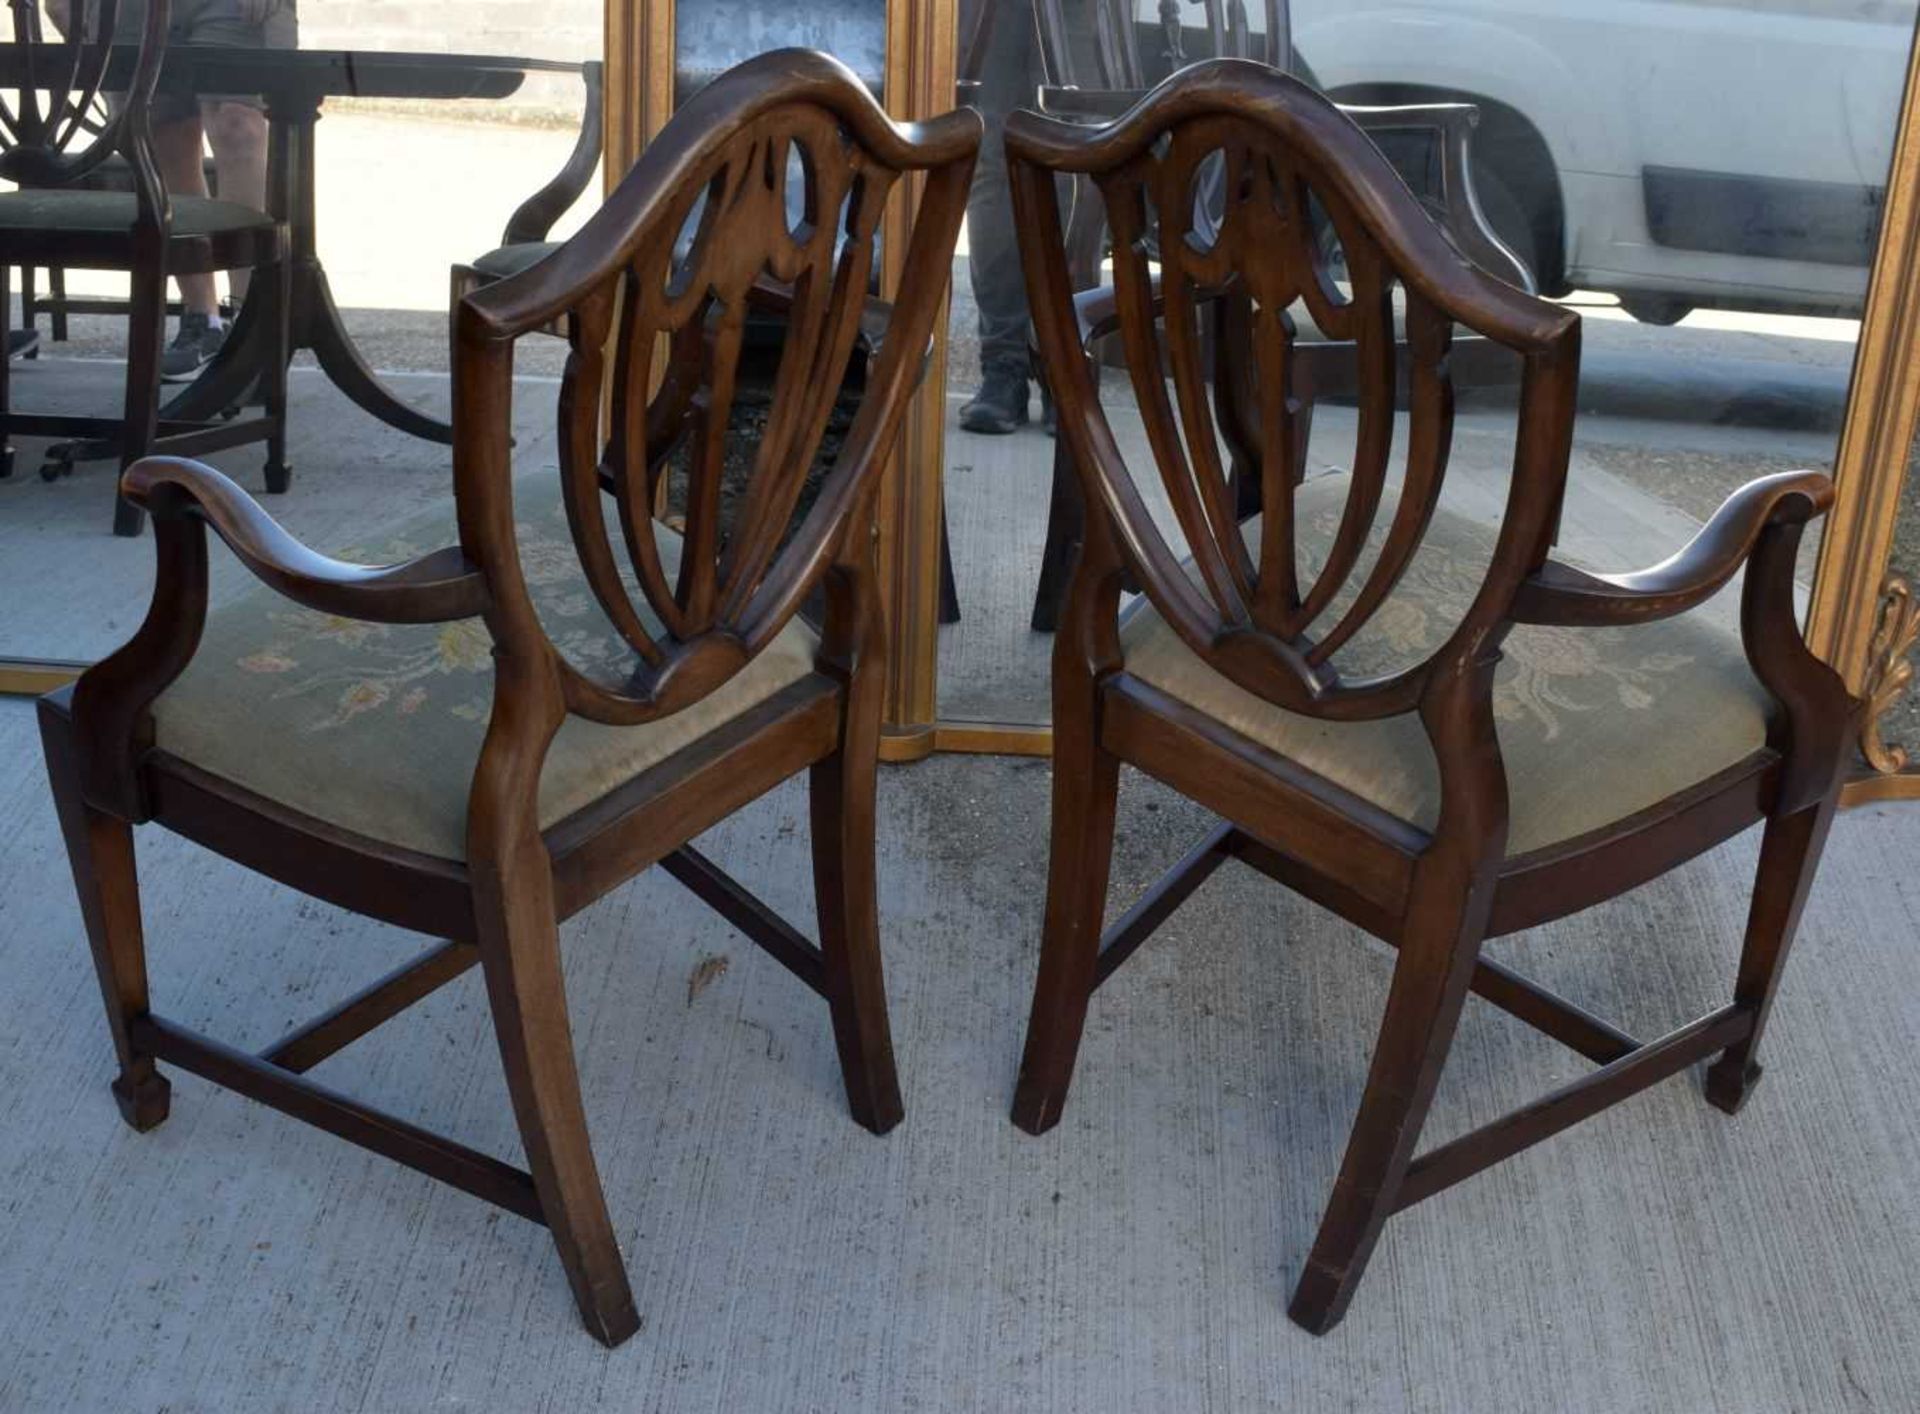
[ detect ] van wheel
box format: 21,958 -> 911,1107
1620,293 -> 1693,326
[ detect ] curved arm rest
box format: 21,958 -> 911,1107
1510,470 -> 1833,627
503,61 -> 605,246
123,458 -> 490,624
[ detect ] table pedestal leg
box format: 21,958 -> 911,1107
165,85 -> 455,447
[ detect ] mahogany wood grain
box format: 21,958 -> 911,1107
42,49 -> 979,1347
122,459 -> 490,624
659,846 -> 828,996
1007,59 -> 1861,1336
1394,1005 -> 1751,1212
259,940 -> 480,1075
131,1014 -> 544,1224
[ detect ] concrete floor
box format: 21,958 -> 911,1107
2,368 -> 1919,1411
2,702 -> 1920,1411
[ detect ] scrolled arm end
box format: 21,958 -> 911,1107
124,456 -> 490,625
1512,469 -> 1834,628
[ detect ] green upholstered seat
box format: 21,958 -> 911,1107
1118,474 -> 1775,856
150,472 -> 821,860
467,241 -> 561,280
0,189 -> 274,235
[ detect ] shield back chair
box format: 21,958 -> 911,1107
40,49 -> 979,1346
1026,0 -> 1534,630
1007,59 -> 1856,1334
451,58 -> 966,625
15,0 -> 226,351
0,0 -> 288,535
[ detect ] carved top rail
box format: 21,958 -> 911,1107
1008,59 -> 1580,722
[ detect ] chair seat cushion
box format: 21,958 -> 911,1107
0,189 -> 275,236
1118,474 -> 1775,856
150,471 -> 821,860
468,241 -> 561,280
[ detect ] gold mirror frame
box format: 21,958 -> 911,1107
7,3 -> 1920,806
1806,26 -> 1920,807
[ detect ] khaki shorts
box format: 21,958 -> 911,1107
113,0 -> 298,124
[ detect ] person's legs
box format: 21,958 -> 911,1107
201,100 -> 269,302
150,113 -> 221,318
157,1 -> 291,379
959,0 -> 1043,433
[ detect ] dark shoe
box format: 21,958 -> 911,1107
959,364 -> 1031,434
7,328 -> 38,361
161,312 -> 226,383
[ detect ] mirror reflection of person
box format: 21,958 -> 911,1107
959,0 -> 1048,435
959,0 -> 1096,435
46,0 -> 294,380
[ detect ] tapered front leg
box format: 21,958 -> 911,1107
38,697 -> 170,1131
1288,867 -> 1490,1335
1010,715 -> 1120,1135
1013,514 -> 1125,1136
1291,668 -> 1505,1335
810,549 -> 903,1134
1704,797 -> 1837,1115
473,858 -> 639,1348
810,740 -> 904,1135
468,673 -> 638,1348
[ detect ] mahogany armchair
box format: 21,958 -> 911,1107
41,49 -> 978,1345
1008,60 -> 1856,1333
0,0 -> 289,534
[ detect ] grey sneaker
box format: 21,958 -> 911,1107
959,363 -> 1031,434
161,312 -> 226,382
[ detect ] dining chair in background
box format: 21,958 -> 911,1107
1008,59 -> 1856,1333
449,59 -> 605,312
40,48 -> 979,1344
0,0 -> 288,534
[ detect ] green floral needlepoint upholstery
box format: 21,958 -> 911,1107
1119,473 -> 1775,856
0,190 -> 274,235
150,472 -> 821,860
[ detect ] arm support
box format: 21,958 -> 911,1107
502,62 -> 605,246
1510,470 -> 1834,628
73,458 -> 491,819
1347,102 -> 1536,294
123,457 -> 490,625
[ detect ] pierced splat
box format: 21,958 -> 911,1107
1092,111 -> 1450,703
549,111 -> 898,714
457,62 -> 978,732
1,0 -> 150,183
1008,70 -> 1565,724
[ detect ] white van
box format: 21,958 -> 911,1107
1290,0 -> 1916,319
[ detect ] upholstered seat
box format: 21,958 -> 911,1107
151,472 -> 821,859
467,240 -> 561,281
1119,473 -> 1774,855
0,189 -> 274,235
